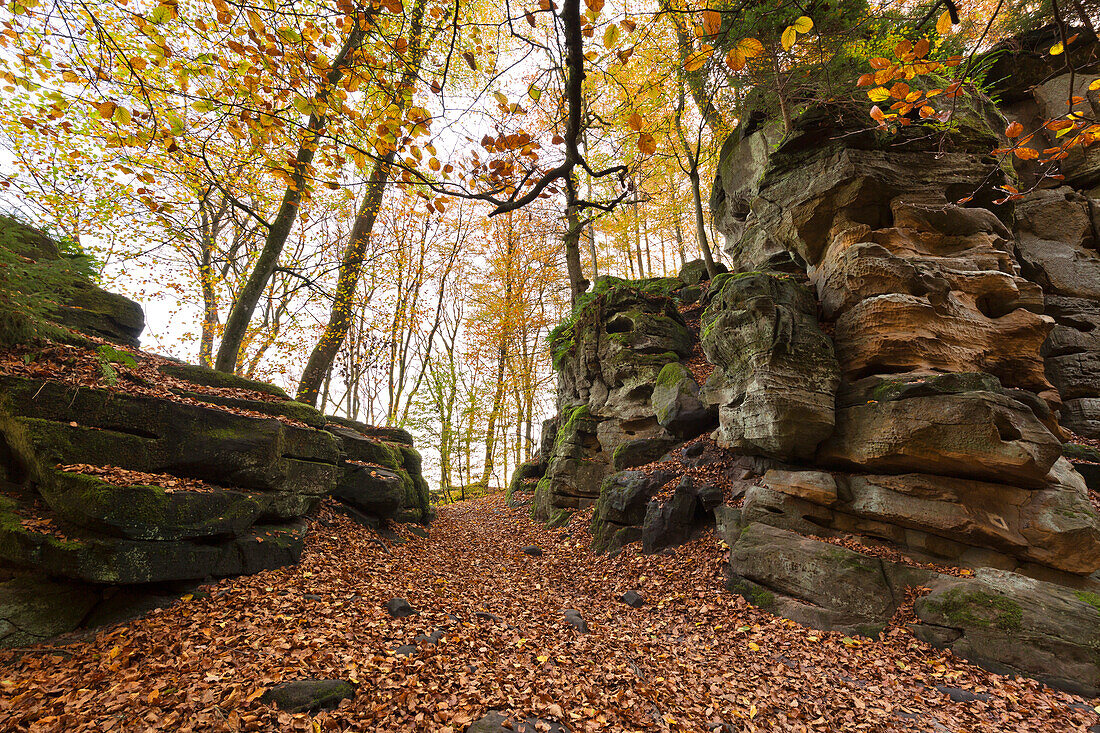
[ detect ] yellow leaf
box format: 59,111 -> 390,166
247,10 -> 264,35
107,645 -> 121,659
725,48 -> 746,71
747,641 -> 760,651
1051,42 -> 1064,56
1090,78 -> 1100,91
737,37 -> 763,58
603,24 -> 621,49
113,106 -> 131,126
781,26 -> 796,51
536,655 -> 549,663
791,15 -> 813,34
936,9 -> 952,35
867,86 -> 890,102
684,44 -> 713,72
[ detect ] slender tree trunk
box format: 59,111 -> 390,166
481,218 -> 514,486
688,164 -> 718,277
214,21 -> 366,373
564,188 -> 587,302
295,150 -> 395,405
674,214 -> 686,266
198,251 -> 219,368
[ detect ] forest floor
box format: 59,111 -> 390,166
1,495 -> 1098,733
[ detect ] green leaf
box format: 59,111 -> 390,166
603,24 -> 621,49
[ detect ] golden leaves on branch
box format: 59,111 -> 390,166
781,15 -> 812,51
724,38 -> 762,72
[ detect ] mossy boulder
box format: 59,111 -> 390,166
728,522 -> 935,636
259,679 -> 356,713
0,494 -> 307,584
651,362 -> 713,438
532,406 -> 610,520
506,459 -> 545,506
323,418 -> 431,523
701,272 -> 839,461
552,280 -> 693,419
914,568 -> 1100,697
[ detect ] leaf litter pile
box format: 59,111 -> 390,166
1,495 -> 1097,732
0,342 -> 307,428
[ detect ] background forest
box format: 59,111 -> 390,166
0,0 -> 1085,497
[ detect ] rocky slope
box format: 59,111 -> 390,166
0,219 -> 430,648
514,35 -> 1100,695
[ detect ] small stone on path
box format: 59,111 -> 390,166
384,598 -> 418,618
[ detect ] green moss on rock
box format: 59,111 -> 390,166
930,587 -> 1023,631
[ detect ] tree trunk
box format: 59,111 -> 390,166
688,164 -> 718,278
213,21 -> 365,373
674,214 -> 687,267
295,150 -> 395,405
564,191 -> 587,302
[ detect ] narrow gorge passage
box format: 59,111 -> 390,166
2,496 -> 1095,732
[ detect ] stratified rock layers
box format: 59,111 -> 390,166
705,100 -> 1100,694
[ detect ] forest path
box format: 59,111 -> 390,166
0,496 -> 1096,732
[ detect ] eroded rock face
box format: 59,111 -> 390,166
820,200 -> 1054,397
818,373 -> 1061,488
701,272 -> 839,461
529,276 -> 716,523
705,96 -> 1100,694
1013,188 -> 1100,437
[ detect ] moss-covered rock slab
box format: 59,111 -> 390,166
913,569 -> 1100,697
3,375 -> 340,496
0,494 -> 307,584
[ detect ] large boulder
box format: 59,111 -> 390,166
728,522 -> 935,637
818,373 -> 1061,487
913,568 -> 1100,697
0,216 -> 144,347
325,418 -> 430,523
701,272 -> 839,461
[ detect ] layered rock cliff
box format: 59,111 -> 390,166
0,219 -> 429,648
515,35 -> 1100,695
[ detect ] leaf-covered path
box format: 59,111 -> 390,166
1,495 -> 1098,732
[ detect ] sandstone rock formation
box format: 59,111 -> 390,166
517,66 -> 1100,693
707,98 -> 1100,693
0,222 -> 430,647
